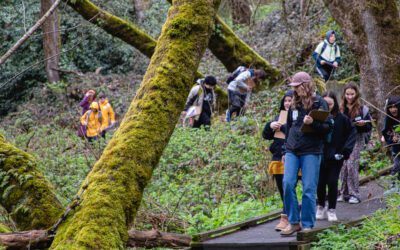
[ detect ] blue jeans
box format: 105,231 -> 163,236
283,153 -> 321,228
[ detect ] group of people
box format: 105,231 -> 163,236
178,31 -> 400,235
78,90 -> 116,142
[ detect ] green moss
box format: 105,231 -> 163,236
50,0 -> 218,249
0,135 -> 63,230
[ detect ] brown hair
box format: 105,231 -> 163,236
292,81 -> 315,111
340,82 -> 361,119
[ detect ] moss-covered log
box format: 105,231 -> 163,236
50,0 -> 220,249
0,135 -> 63,230
65,0 -> 282,85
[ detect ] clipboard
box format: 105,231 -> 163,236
301,109 -> 329,133
274,110 -> 288,139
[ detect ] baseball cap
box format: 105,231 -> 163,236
289,72 -> 312,87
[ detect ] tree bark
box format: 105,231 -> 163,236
0,229 -> 191,249
65,0 -> 282,86
324,0 -> 400,128
0,135 -> 63,230
231,0 -> 252,25
50,0 -> 220,249
41,0 -> 61,82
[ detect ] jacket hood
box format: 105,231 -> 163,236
90,102 -> 100,111
279,90 -> 294,111
326,30 -> 335,44
100,99 -> 109,106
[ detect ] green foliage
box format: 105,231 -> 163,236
359,143 -> 390,177
312,193 -> 400,249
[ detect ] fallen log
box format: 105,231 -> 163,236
0,229 -> 191,249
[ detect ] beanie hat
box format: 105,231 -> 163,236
204,75 -> 217,86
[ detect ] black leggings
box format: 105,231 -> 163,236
317,160 -> 343,209
274,174 -> 285,214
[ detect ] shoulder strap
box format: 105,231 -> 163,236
320,42 -> 328,57
98,111 -> 102,123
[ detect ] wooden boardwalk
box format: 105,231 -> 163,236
191,169 -> 390,250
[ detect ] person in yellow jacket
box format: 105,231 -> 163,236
80,102 -> 102,142
99,93 -> 116,139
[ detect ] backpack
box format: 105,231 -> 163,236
226,66 -> 247,84
319,41 -> 338,61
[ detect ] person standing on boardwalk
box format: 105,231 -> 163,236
312,30 -> 341,82
262,90 -> 293,231
316,91 -> 356,222
338,82 -> 372,204
280,72 -> 331,236
381,95 -> 400,194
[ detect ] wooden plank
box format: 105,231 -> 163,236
192,210 -> 282,242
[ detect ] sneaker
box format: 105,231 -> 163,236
280,224 -> 301,237
316,205 -> 327,220
337,195 -> 344,202
275,214 -> 289,231
348,196 -> 360,204
327,209 -> 338,222
302,227 -> 312,232
384,185 -> 400,197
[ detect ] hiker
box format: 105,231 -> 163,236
316,91 -> 356,222
226,67 -> 267,121
80,89 -> 96,115
182,76 -> 217,128
312,30 -> 341,82
80,102 -> 102,142
280,72 -> 331,236
338,82 -> 372,204
99,93 -> 116,139
381,96 -> 400,193
262,90 -> 293,231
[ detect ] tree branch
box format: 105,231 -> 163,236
0,0 -> 62,66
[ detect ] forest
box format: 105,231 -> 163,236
0,0 -> 400,249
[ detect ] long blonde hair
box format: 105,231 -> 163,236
292,81 -> 316,111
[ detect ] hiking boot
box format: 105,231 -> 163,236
280,224 -> 301,237
337,194 -> 344,202
348,196 -> 360,204
327,209 -> 338,222
316,205 -> 327,220
275,214 -> 289,231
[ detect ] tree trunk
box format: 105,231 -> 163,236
41,0 -> 60,82
0,135 -> 63,230
65,0 -> 282,85
133,0 -> 151,23
231,0 -> 251,25
324,0 -> 400,129
50,0 -> 220,248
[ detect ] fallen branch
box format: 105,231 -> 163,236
0,229 -> 191,249
0,0 -> 62,66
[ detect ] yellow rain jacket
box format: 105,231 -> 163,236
80,102 -> 102,137
99,99 -> 115,131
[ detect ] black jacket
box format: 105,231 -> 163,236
284,95 -> 331,155
343,106 -> 372,134
324,112 -> 357,161
263,115 -> 285,161
382,96 -> 400,155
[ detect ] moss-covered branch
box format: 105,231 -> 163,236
65,0 -> 282,86
0,135 -> 63,230
50,0 -> 219,248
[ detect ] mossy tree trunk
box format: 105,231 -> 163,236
324,0 -> 400,129
50,0 -> 220,249
65,0 -> 282,86
0,135 -> 63,230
